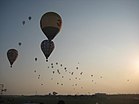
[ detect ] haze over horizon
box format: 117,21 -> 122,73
0,0 -> 139,95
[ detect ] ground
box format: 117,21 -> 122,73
0,94 -> 139,104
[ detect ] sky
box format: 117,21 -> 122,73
0,0 -> 139,95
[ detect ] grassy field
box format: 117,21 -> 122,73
0,94 -> 139,104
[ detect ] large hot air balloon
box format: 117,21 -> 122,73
40,12 -> 62,41
7,49 -> 18,68
41,40 -> 54,62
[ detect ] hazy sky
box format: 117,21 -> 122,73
0,0 -> 139,95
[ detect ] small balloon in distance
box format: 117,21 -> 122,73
28,16 -> 32,20
22,21 -> 25,25
35,58 -> 37,61
18,42 -> 22,46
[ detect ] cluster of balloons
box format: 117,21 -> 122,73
40,12 -> 62,62
7,16 -> 32,67
22,16 -> 32,25
7,12 -> 62,67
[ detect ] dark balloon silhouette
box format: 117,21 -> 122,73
28,16 -> 31,20
18,42 -> 22,46
80,72 -> 83,75
71,72 -> 74,75
57,69 -> 60,74
35,58 -> 37,61
40,12 -> 62,41
41,40 -> 54,62
7,49 -> 18,68
22,21 -> 25,25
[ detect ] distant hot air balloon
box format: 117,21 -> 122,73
41,40 -> 54,62
22,21 -> 25,25
35,58 -> 37,61
7,49 -> 18,68
18,42 -> 22,46
28,16 -> 31,20
40,12 -> 62,41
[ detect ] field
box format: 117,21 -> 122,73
0,94 -> 139,104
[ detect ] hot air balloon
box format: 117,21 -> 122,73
40,12 -> 62,41
7,49 -> 18,68
18,42 -> 22,46
35,58 -> 37,61
28,16 -> 31,20
22,21 -> 25,25
41,40 -> 54,62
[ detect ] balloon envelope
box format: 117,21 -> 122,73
28,16 -> 31,20
41,40 -> 54,61
35,58 -> 37,61
18,42 -> 21,46
40,12 -> 62,41
7,49 -> 18,67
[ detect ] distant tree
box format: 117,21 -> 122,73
53,91 -> 58,95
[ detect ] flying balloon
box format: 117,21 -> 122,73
22,21 -> 25,25
7,49 -> 18,68
41,40 -> 54,62
18,42 -> 22,46
40,12 -> 62,41
35,58 -> 37,61
28,16 -> 31,20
